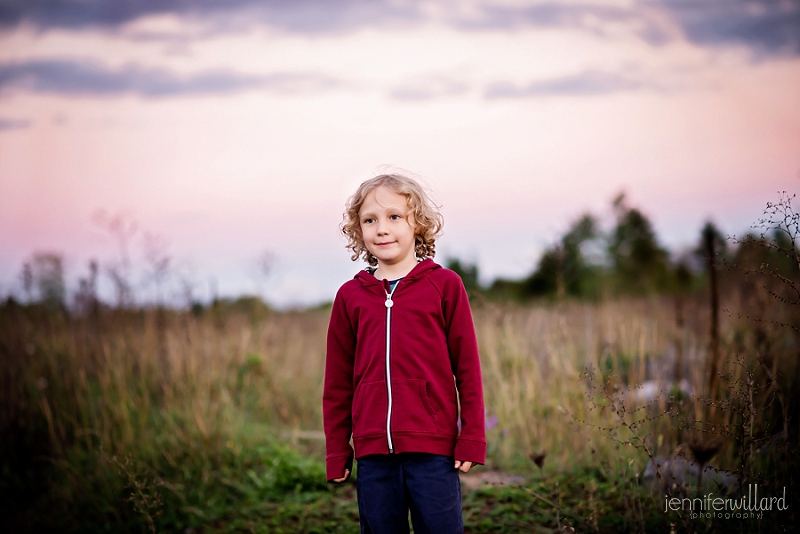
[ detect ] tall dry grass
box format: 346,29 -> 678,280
2,306 -> 330,456
2,296 -> 740,468
477,297 -> 710,470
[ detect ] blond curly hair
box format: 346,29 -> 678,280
341,174 -> 444,266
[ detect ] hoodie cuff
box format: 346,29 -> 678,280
454,438 -> 486,465
326,452 -> 354,483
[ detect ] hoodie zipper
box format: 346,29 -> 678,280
384,280 -> 399,454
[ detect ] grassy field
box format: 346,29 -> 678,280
1,293 -> 797,533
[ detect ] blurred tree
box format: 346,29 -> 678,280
20,262 -> 33,304
733,231 -> 798,280
445,258 -> 480,296
486,278 -> 526,301
697,221 -> 727,397
73,260 -> 100,317
695,221 -> 728,265
143,232 -> 171,306
93,210 -> 137,308
671,256 -> 694,318
31,253 -> 66,309
524,246 -> 565,298
608,193 -> 670,294
524,213 -> 602,299
252,250 -> 276,304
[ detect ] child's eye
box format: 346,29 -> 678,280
390,214 -> 401,220
363,218 -> 374,224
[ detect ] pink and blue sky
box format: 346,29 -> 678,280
1,0 -> 799,307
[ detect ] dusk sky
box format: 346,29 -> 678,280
1,0 -> 799,307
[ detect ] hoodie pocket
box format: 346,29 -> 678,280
352,380 -> 386,437
391,379 -> 439,433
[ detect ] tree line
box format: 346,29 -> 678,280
7,193 -> 800,312
448,192 -> 800,303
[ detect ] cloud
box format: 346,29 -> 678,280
452,2 -> 671,43
452,1 -> 800,55
0,117 -> 31,130
0,0 -> 421,34
658,0 -> 800,56
0,59 -> 340,97
485,70 -> 651,98
1,1 -> 797,57
389,77 -> 470,101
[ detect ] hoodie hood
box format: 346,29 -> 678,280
353,258 -> 441,290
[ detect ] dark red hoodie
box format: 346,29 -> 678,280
323,259 -> 486,481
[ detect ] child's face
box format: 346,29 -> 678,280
359,185 -> 417,270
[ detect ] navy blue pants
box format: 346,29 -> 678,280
356,453 -> 463,534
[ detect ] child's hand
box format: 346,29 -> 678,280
332,469 -> 350,483
454,460 -> 473,473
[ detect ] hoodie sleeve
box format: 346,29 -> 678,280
322,286 -> 356,482
442,273 -> 487,465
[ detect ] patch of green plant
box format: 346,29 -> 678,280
2,419 -> 338,534
462,468 -> 668,534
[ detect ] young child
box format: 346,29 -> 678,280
323,173 -> 486,533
